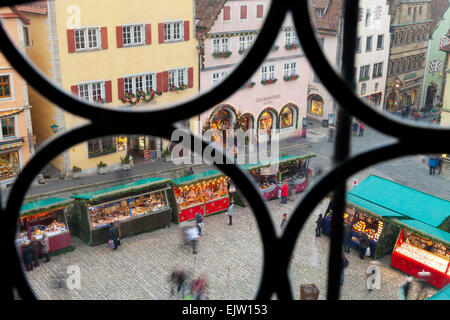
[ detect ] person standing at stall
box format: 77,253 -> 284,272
315,214 -> 324,237
281,180 -> 289,204
359,232 -> 370,259
280,213 -> 288,231
343,224 -> 352,253
227,196 -> 234,226
22,241 -> 34,271
30,235 -> 41,268
40,232 -> 50,262
108,222 -> 119,250
358,121 -> 365,136
428,157 -> 437,175
195,212 -> 203,236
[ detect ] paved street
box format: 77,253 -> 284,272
25,190 -> 438,300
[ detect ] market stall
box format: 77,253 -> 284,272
68,177 -> 172,245
17,197 -> 73,253
172,170 -> 229,223
391,219 -> 450,289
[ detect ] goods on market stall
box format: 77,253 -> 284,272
202,177 -> 228,202
174,184 -> 204,208
129,191 -> 168,217
89,202 -> 130,229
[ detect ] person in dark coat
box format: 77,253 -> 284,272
227,197 -> 234,225
30,235 -> 41,267
195,212 -> 203,236
352,122 -> 359,136
358,121 -> 365,136
343,224 -> 352,253
315,214 -> 324,237
428,157 -> 437,175
359,232 -> 370,259
108,223 -> 119,250
22,241 -> 34,271
341,251 -> 349,285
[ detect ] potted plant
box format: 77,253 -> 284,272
163,148 -> 172,162
120,152 -> 131,170
97,161 -> 108,174
72,166 -> 82,179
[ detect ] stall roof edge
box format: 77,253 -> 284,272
395,219 -> 450,246
20,197 -> 73,215
428,284 -> 450,300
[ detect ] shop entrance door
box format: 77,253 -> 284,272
127,136 -> 156,163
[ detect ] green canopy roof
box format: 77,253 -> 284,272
172,170 -> 222,185
71,177 -> 170,200
242,154 -> 316,170
20,197 -> 72,215
346,194 -> 405,218
396,219 -> 450,246
428,284 -> 450,300
349,175 -> 450,228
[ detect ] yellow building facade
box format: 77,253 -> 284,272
0,7 -> 35,185
20,0 -> 198,175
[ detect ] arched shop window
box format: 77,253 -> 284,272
280,106 -> 295,129
210,107 -> 235,130
238,113 -> 254,131
259,111 -> 273,130
308,94 -> 324,116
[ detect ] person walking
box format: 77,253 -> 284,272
343,224 -> 352,253
398,277 -> 413,300
40,232 -> 50,262
358,121 -> 365,136
195,212 -> 203,236
108,222 -> 119,250
352,122 -> 359,136
428,157 -> 437,175
359,232 -> 370,259
437,155 -> 442,175
280,213 -> 288,231
170,269 -> 187,298
328,126 -> 334,142
341,252 -> 349,285
191,275 -> 207,300
281,180 -> 289,204
227,196 -> 234,225
315,214 -> 324,237
186,226 -> 199,254
22,241 -> 34,271
30,235 -> 41,268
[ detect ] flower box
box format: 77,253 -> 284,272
169,84 -> 188,92
261,79 -> 277,85
283,74 -> 299,81
285,43 -> 299,50
212,51 -> 232,58
246,82 -> 256,88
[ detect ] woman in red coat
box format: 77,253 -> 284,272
281,180 -> 289,204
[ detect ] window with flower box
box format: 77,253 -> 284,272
74,27 -> 101,51
122,24 -> 145,46
283,61 -> 298,81
261,64 -> 276,84
123,73 -> 156,95
284,30 -> 299,49
212,38 -> 231,57
359,65 -> 370,81
78,81 -> 105,103
239,35 -> 254,54
372,62 -> 383,78
168,68 -> 188,91
87,136 -> 117,158
164,21 -> 184,42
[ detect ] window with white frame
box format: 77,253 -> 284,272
359,65 -> 370,81
373,62 -> 383,78
285,30 -> 298,46
213,37 -> 231,53
239,35 -> 254,53
124,73 -> 156,94
78,81 -> 104,102
23,27 -> 30,47
168,68 -> 188,88
123,24 -> 144,46
1,116 -> 16,138
261,64 -> 276,81
360,83 -> 366,95
212,71 -> 228,84
164,21 -> 184,42
75,27 -> 101,51
283,61 -> 297,78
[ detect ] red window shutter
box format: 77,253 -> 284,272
257,4 -> 264,18
145,24 -> 152,45
116,26 -> 123,48
188,67 -> 194,88
162,71 -> 169,92
105,80 -> 112,103
223,6 -> 230,21
118,78 -> 124,99
157,72 -> 163,92
241,5 -> 247,19
158,23 -> 165,43
101,27 -> 108,49
184,21 -> 190,41
67,29 -> 75,53
70,85 -> 79,96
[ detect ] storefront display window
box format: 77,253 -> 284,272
174,184 -> 205,208
211,109 -> 232,130
201,177 -> 228,202
0,150 -> 20,181
280,108 -> 293,128
88,136 -> 117,158
309,96 -> 323,116
259,111 -> 273,130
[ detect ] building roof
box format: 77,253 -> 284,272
429,0 -> 450,34
311,0 -> 344,33
349,175 -> 450,228
16,1 -> 47,15
195,0 -> 226,39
